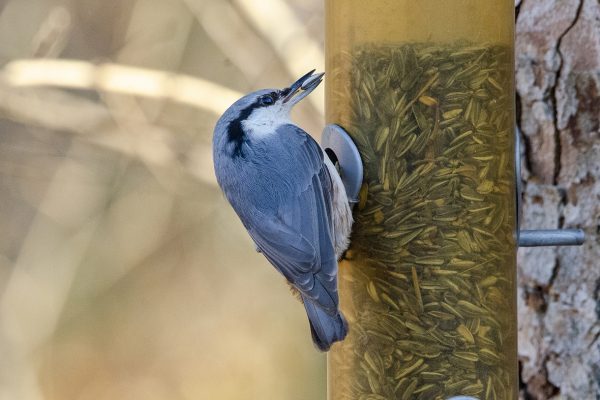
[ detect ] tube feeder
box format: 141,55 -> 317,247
321,2 -> 585,399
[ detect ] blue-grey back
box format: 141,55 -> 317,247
215,123 -> 324,216
213,122 -> 339,312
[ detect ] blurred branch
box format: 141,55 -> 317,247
0,76 -> 217,188
182,0 -> 273,83
0,81 -> 110,133
99,92 -> 193,193
1,59 -> 242,115
1,213 -> 100,354
0,58 -> 235,187
116,0 -> 195,121
31,6 -> 71,58
0,188 -> 101,400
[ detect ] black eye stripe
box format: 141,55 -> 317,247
226,90 -> 283,157
226,98 -> 261,157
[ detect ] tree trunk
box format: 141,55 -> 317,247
516,0 -> 600,399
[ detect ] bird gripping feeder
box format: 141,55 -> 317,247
321,2 -> 584,399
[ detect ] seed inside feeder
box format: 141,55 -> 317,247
328,42 -> 518,400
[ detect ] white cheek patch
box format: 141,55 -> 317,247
243,105 -> 291,139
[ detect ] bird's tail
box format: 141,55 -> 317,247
301,295 -> 348,352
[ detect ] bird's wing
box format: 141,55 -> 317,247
240,124 -> 339,314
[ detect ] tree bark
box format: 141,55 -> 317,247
516,0 -> 600,399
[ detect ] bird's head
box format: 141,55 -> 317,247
213,70 -> 324,155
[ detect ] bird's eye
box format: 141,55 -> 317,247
261,95 -> 275,106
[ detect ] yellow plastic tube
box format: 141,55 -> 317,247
326,2 -> 517,399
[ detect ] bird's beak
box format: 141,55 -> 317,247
282,70 -> 324,107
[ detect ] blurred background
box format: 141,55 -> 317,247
1,0 -> 599,399
0,0 -> 327,399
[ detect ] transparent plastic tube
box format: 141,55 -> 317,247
326,2 -> 517,399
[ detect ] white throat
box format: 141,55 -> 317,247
242,104 -> 291,139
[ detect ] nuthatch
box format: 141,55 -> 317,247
212,70 -> 353,351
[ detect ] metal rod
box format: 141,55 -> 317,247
518,229 -> 585,247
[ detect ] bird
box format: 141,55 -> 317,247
212,70 -> 353,351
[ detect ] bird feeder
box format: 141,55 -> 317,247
322,1 -> 584,399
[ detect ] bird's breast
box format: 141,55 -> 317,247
323,154 -> 354,259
